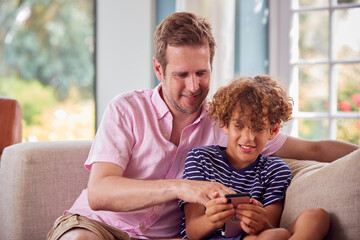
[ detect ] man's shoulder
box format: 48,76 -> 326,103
111,89 -> 153,105
107,89 -> 154,112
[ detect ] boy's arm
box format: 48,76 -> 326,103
238,200 -> 283,235
263,200 -> 283,228
273,136 -> 359,162
184,203 -> 216,240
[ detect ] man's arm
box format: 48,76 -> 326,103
87,162 -> 234,212
273,136 -> 359,162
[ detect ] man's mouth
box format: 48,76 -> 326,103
182,92 -> 201,101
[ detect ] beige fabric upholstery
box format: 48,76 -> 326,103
0,141 -> 91,240
0,141 -> 359,240
281,149 -> 360,240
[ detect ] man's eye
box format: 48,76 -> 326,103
175,73 -> 188,78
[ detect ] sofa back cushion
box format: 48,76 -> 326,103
0,141 -> 91,240
282,149 -> 360,240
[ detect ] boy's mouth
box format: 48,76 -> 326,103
239,144 -> 254,150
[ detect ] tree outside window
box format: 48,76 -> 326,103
0,0 -> 95,141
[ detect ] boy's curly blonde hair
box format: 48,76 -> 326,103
209,75 -> 293,130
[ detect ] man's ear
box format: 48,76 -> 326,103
153,57 -> 163,82
268,123 -> 280,140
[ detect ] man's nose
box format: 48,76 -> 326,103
185,74 -> 200,92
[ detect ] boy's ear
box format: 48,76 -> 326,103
222,125 -> 229,135
268,123 -> 280,140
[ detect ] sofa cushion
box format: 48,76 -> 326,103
0,141 -> 91,240
281,149 -> 360,240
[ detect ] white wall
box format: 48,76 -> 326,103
96,0 -> 156,126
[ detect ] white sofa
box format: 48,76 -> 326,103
0,141 -> 359,240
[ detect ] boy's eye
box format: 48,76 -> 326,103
254,127 -> 265,132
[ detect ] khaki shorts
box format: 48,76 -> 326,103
47,213 -> 140,240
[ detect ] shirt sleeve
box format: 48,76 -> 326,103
261,132 -> 288,156
84,97 -> 134,171
261,157 -> 292,207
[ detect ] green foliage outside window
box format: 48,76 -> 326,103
0,0 -> 95,141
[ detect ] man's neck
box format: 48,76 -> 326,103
170,108 -> 202,146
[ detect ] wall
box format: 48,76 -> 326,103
96,0 -> 155,126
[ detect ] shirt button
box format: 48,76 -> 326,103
139,224 -> 146,232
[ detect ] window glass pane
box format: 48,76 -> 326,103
296,0 -> 328,8
298,10 -> 329,60
298,119 -> 329,140
0,0 -> 95,142
333,8 -> 360,60
337,119 -> 360,145
337,0 -> 360,4
335,64 -> 360,112
298,64 -> 329,112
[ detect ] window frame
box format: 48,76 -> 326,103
269,0 -> 360,140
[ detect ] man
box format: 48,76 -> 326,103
47,12 -> 358,240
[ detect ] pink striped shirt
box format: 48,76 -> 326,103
67,84 -> 287,239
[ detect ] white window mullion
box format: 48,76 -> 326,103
329,1 -> 337,140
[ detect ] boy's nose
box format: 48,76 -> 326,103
241,128 -> 255,141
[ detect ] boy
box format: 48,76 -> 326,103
179,75 -> 330,240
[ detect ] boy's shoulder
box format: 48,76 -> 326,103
259,155 -> 291,171
189,145 -> 221,154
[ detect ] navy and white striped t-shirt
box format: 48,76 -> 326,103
178,145 -> 292,238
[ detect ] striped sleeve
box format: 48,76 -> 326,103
182,147 -> 207,181
262,157 -> 292,207
178,147 -> 207,210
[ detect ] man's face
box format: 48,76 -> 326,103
154,45 -> 211,115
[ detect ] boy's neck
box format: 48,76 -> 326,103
223,149 -> 260,170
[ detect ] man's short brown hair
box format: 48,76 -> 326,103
154,12 -> 216,74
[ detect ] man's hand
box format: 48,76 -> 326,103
177,179 -> 235,206
204,192 -> 235,228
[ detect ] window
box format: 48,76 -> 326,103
270,0 -> 360,145
0,0 -> 95,142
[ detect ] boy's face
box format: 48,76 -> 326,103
222,109 -> 279,169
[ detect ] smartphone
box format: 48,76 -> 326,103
223,193 -> 251,238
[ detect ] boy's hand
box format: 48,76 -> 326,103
204,192 -> 235,228
235,198 -> 270,235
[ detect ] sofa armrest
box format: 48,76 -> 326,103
0,141 -> 91,240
